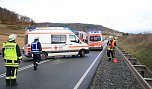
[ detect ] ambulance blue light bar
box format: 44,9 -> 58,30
26,26 -> 36,29
89,31 -> 102,33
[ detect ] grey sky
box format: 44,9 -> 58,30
0,0 -> 152,33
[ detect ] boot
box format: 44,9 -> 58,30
11,79 -> 18,86
108,57 -> 111,61
34,65 -> 37,70
33,62 -> 38,71
6,79 -> 10,86
36,62 -> 38,67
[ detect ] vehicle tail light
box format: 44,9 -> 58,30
27,44 -> 31,47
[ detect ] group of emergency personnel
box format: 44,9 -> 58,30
2,34 -> 41,86
1,34 -> 116,87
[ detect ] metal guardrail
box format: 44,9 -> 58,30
117,48 -> 152,89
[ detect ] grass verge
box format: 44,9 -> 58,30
118,34 -> 152,70
0,24 -> 25,49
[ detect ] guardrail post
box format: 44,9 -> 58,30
123,52 -> 128,55
124,54 -> 132,59
133,65 -> 146,77
121,50 -> 126,54
141,71 -> 145,78
144,78 -> 152,87
117,48 -> 152,89
128,58 -> 137,65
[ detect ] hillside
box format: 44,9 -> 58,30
0,7 -> 34,25
35,22 -> 117,35
0,24 -> 25,49
0,5 -> 119,50
0,6 -> 121,49
0,22 -> 116,50
0,7 -> 119,36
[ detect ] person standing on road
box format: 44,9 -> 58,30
2,34 -> 22,86
107,36 -> 116,61
31,37 -> 42,71
112,37 -> 116,56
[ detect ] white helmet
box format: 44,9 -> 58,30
109,36 -> 114,40
8,34 -> 17,41
109,36 -> 113,39
34,37 -> 39,40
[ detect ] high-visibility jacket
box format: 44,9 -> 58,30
3,42 -> 22,67
107,40 -> 116,50
31,41 -> 42,54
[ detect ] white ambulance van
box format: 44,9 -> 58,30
88,31 -> 103,50
23,27 -> 89,59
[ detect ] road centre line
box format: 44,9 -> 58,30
0,60 -> 50,79
73,47 -> 106,89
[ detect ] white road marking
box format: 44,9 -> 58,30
0,60 -> 50,78
73,46 -> 106,89
0,73 -> 6,78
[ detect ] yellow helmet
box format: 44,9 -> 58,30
8,34 -> 17,41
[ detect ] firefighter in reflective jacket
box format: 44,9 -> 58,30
107,36 -> 116,61
31,37 -> 42,70
2,34 -> 22,86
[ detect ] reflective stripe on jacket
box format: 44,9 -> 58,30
3,42 -> 19,67
31,41 -> 42,54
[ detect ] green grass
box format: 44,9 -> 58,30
118,34 -> 152,70
0,24 -> 7,28
0,24 -> 25,49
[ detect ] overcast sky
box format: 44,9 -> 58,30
0,0 -> 152,33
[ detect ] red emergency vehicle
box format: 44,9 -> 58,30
88,31 -> 103,50
75,31 -> 87,42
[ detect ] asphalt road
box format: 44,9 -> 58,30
0,41 -> 107,89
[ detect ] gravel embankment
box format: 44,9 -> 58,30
89,49 -> 143,89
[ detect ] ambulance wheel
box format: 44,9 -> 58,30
79,50 -> 85,57
101,46 -> 103,51
41,52 -> 47,60
72,55 -> 76,57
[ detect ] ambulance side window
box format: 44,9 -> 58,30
51,35 -> 66,44
69,35 -> 80,43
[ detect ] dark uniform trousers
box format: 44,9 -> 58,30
5,67 -> 18,86
107,49 -> 114,60
33,54 -> 41,70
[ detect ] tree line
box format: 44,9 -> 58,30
0,7 -> 34,25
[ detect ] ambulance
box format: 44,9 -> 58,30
75,31 -> 87,42
87,31 -> 103,50
23,27 -> 89,59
